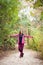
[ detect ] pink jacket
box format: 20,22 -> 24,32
11,34 -> 33,44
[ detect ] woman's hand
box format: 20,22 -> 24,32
31,36 -> 33,38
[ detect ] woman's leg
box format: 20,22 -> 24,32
20,44 -> 24,57
18,45 -> 21,57
18,44 -> 24,57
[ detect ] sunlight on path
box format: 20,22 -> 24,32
0,49 -> 43,65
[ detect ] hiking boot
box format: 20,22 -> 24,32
21,53 -> 24,57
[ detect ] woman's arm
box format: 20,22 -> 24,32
24,35 -> 33,38
10,34 -> 19,37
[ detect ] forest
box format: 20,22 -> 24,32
0,0 -> 43,59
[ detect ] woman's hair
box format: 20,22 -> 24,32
19,30 -> 23,35
19,31 -> 21,35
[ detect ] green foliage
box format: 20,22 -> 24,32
0,0 -> 20,49
27,28 -> 40,50
0,0 -> 43,59
38,32 -> 43,58
0,0 -> 20,22
40,11 -> 43,20
34,0 -> 43,8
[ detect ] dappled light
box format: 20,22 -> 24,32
0,0 -> 43,65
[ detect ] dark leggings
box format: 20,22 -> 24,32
18,44 -> 24,53
18,44 -> 24,57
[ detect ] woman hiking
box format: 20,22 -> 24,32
10,30 -> 33,58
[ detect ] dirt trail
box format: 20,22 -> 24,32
0,49 -> 43,65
